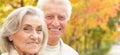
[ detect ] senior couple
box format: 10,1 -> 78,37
0,0 -> 79,55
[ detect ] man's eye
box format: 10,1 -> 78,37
46,16 -> 51,17
45,15 -> 53,19
58,16 -> 66,21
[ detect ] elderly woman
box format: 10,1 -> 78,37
0,6 -> 48,55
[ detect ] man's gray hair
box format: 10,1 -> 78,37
37,0 -> 72,21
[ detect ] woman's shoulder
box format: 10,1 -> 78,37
1,53 -> 8,55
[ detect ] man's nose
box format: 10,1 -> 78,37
51,17 -> 60,27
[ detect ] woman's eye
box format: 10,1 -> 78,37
37,29 -> 42,33
23,28 -> 31,33
23,28 -> 28,30
23,27 -> 30,30
37,29 -> 42,31
36,27 -> 42,34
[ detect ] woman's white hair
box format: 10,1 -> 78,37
36,0 -> 72,21
0,6 -> 48,54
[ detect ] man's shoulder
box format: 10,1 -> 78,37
60,39 -> 77,51
62,43 -> 77,51
60,40 -> 79,55
62,43 -> 74,49
62,43 -> 79,55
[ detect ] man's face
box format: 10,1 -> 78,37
42,3 -> 68,43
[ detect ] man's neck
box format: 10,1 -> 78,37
48,39 -> 60,46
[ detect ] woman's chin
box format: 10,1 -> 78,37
23,47 -> 40,55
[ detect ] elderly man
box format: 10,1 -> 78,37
37,0 -> 79,55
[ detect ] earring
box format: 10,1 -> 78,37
8,36 -> 13,41
9,38 -> 13,41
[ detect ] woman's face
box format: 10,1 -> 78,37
9,15 -> 43,55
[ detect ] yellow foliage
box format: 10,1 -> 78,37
0,0 -> 120,55
88,0 -> 101,12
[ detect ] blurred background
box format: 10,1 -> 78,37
0,0 -> 120,55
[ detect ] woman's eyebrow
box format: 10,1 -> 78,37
37,25 -> 42,28
22,24 -> 31,27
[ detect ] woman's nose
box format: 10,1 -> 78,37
30,30 -> 39,39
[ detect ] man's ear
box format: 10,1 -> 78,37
8,35 -> 14,41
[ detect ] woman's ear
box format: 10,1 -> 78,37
8,35 -> 14,41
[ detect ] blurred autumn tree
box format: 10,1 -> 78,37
0,0 -> 38,26
0,0 -> 120,55
62,0 -> 120,55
